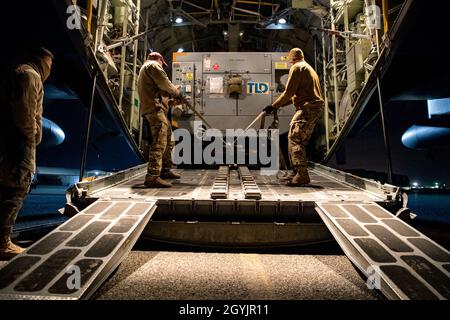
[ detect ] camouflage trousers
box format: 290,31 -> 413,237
144,109 -> 174,177
0,164 -> 32,237
288,106 -> 323,171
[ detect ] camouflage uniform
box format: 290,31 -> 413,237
143,100 -> 175,176
0,166 -> 32,239
272,60 -> 324,172
137,60 -> 180,178
0,61 -> 48,242
288,107 -> 323,170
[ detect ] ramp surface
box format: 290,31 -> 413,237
89,167 -> 386,203
316,203 -> 450,300
0,200 -> 157,300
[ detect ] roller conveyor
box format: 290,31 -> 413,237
238,166 -> 262,200
210,166 -> 229,199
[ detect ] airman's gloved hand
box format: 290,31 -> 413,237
173,95 -> 184,105
263,105 -> 276,115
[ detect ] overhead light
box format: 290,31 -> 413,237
223,31 -> 228,36
239,32 -> 244,36
177,48 -> 184,53
175,17 -> 183,24
278,18 -> 287,24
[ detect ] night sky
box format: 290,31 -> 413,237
328,100 -> 450,186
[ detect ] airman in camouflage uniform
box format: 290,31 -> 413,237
263,48 -> 324,186
0,48 -> 53,259
137,52 -> 182,188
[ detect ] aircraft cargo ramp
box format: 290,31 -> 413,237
0,164 -> 448,300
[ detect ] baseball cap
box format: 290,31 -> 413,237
148,52 -> 168,66
287,48 -> 304,62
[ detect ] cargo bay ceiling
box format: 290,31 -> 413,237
141,0 -> 330,61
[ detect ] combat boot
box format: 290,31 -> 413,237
286,169 -> 310,187
0,235 -> 25,260
160,170 -> 181,180
144,176 -> 172,188
280,170 -> 297,181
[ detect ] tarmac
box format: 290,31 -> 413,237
0,240 -> 382,300
92,242 -> 382,300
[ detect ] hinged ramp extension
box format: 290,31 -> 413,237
0,200 -> 157,300
316,202 -> 450,300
